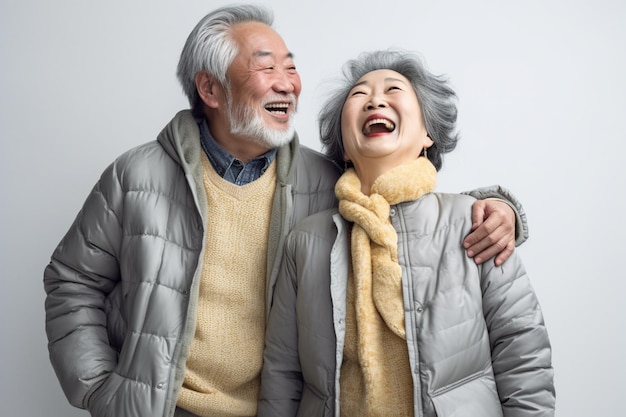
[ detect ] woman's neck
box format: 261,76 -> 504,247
353,161 -> 399,195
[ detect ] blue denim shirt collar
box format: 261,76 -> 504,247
199,118 -> 277,186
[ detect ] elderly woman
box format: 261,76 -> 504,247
258,50 -> 555,417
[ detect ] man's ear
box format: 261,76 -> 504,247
195,71 -> 221,109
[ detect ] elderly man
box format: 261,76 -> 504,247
44,4 -> 526,417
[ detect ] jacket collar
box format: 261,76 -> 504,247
156,109 -> 300,186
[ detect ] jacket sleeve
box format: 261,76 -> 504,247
480,253 -> 555,416
43,160 -> 124,409
462,185 -> 529,246
258,232 -> 304,417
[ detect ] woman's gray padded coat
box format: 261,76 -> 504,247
259,193 -> 554,417
43,110 -> 341,417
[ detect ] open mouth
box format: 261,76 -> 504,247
363,118 -> 396,135
265,102 -> 290,115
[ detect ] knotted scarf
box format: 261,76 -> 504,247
335,157 -> 437,416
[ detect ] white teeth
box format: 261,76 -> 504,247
265,103 -> 289,114
363,118 -> 395,135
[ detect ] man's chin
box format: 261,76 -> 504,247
265,120 -> 293,133
259,128 -> 294,148
231,111 -> 296,148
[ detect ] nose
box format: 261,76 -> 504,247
273,78 -> 293,94
272,70 -> 299,95
365,95 -> 387,110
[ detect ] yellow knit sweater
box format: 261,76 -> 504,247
176,154 -> 276,417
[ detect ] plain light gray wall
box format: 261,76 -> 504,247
1,0 -> 624,415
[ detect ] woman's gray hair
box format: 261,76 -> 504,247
176,4 -> 274,112
319,49 -> 459,171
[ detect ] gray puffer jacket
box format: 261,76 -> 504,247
259,192 -> 554,417
43,110 -> 341,417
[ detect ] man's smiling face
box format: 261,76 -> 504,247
225,21 -> 301,148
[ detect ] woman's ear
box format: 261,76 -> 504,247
195,71 -> 221,109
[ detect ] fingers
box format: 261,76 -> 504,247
470,233 -> 508,264
493,241 -> 515,266
463,219 -> 494,251
465,198 -> 516,265
464,201 -> 489,248
470,200 -> 487,231
464,217 -> 514,264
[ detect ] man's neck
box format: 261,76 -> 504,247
205,119 -> 269,163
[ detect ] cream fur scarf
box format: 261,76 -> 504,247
336,157 -> 437,415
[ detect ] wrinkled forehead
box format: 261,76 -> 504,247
231,21 -> 294,62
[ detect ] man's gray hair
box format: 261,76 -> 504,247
176,4 -> 274,112
319,49 -> 459,171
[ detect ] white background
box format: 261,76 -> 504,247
1,0 -> 625,415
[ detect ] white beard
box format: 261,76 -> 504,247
226,94 -> 297,149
